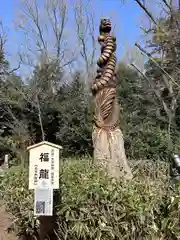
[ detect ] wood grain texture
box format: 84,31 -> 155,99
92,19 -> 132,179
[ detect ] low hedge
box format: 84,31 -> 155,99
0,158 -> 179,239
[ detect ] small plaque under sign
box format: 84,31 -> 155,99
34,188 -> 53,216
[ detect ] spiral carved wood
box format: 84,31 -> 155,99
92,19 -> 119,130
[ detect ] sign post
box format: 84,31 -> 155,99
27,141 -> 62,238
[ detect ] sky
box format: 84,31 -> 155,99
0,0 -> 145,76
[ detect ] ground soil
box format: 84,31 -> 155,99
0,205 -> 16,240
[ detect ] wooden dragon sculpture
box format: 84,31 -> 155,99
91,19 -> 132,179
92,19 -> 119,131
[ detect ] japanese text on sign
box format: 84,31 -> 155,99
28,142 -> 60,189
39,153 -> 49,162
51,149 -> 55,185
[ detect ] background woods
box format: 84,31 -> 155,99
1,1 -> 180,239
1,0 -> 180,163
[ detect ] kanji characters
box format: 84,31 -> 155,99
39,153 -> 49,162
39,169 -> 49,179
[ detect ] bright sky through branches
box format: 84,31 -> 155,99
0,0 -> 144,76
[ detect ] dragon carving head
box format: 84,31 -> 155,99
99,19 -> 111,33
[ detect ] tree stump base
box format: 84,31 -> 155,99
92,127 -> 132,180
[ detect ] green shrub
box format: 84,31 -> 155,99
0,166 -> 36,233
124,122 -> 178,161
0,158 -> 179,239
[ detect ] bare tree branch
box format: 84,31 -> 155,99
16,0 -> 75,69
162,0 -> 172,11
135,42 -> 180,88
45,0 -> 67,59
8,63 -> 21,74
74,0 -> 96,76
20,0 -> 47,54
135,0 -> 157,25
36,91 -> 45,141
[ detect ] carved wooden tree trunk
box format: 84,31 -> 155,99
91,19 -> 132,179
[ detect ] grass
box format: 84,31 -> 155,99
0,157 -> 179,239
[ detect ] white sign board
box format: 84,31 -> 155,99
28,141 -> 62,189
34,188 -> 53,216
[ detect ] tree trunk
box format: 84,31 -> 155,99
92,126 -> 132,179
